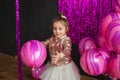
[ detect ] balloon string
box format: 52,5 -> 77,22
16,0 -> 23,80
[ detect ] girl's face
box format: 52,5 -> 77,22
53,21 -> 67,39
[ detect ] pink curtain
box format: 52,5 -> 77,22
58,0 -> 114,46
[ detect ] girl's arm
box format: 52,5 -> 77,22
60,37 -> 72,59
51,37 -> 72,64
42,37 -> 51,46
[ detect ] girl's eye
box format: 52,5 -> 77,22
53,27 -> 57,30
59,28 -> 62,30
59,27 -> 63,30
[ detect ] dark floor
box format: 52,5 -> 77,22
0,53 -> 34,80
0,53 -> 108,80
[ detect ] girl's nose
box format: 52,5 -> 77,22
56,29 -> 59,33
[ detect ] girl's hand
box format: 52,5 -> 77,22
51,51 -> 61,65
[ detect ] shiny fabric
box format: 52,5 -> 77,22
58,0 -> 114,46
40,35 -> 81,80
43,35 -> 72,65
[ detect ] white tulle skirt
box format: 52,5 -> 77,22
40,61 -> 81,80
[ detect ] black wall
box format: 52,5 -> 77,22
0,0 -> 15,56
0,0 -> 58,56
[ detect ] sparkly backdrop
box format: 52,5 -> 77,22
58,0 -> 114,46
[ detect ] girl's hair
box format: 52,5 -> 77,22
51,13 -> 69,32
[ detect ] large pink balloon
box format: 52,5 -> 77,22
21,40 -> 47,68
105,19 -> 120,54
80,48 -> 110,76
101,13 -> 120,39
31,64 -> 45,80
108,54 -> 120,79
78,37 -> 97,55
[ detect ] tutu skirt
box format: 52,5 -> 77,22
40,61 -> 81,80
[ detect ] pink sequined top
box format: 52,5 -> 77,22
43,35 -> 72,65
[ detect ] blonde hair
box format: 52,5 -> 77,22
51,13 -> 69,33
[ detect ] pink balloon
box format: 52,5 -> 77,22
108,54 -> 120,79
97,33 -> 106,47
106,19 -> 120,54
21,40 -> 47,68
114,0 -> 120,13
80,48 -> 110,76
78,37 -> 97,55
31,64 -> 45,80
97,34 -> 111,52
101,13 -> 120,39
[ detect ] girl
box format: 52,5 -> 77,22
40,13 -> 81,80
